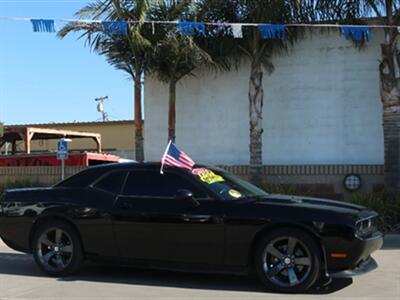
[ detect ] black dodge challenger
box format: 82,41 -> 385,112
0,163 -> 383,293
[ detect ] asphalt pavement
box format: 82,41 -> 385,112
0,235 -> 399,299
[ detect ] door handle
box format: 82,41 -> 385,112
183,215 -> 213,223
117,202 -> 131,210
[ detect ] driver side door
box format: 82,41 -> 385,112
112,169 -> 224,265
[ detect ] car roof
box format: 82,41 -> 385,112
87,162 -> 213,172
56,162 -> 226,188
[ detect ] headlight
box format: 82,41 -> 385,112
355,216 -> 376,238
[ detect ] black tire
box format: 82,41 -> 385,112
32,220 -> 84,277
254,228 -> 322,293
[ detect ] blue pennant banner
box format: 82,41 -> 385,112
341,26 -> 370,42
259,24 -> 286,40
178,22 -> 206,37
31,19 -> 56,33
102,21 -> 128,36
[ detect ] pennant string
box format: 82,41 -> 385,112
231,24 -> 243,39
341,26 -> 370,41
259,24 -> 286,40
0,15 -> 396,29
31,19 -> 55,33
178,22 -> 206,37
102,21 -> 128,36
0,15 -> 384,44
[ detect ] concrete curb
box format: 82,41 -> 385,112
383,234 -> 400,249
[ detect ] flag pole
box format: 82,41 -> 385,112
160,140 -> 172,174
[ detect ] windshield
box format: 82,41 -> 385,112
190,167 -> 268,200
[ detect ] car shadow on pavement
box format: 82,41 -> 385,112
0,252 -> 352,294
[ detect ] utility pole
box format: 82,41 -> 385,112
95,96 -> 109,122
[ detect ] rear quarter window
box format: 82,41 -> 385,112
93,171 -> 128,194
55,167 -> 108,188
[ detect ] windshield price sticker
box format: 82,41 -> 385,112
192,168 -> 225,184
228,189 -> 242,198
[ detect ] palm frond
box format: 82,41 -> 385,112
58,0 -> 154,80
75,0 -> 114,19
146,0 -> 216,84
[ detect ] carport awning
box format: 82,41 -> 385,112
0,127 -> 102,154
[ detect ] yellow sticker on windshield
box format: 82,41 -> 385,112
192,168 -> 225,184
228,189 -> 242,198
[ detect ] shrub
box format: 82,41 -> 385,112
261,184 -> 312,196
350,192 -> 400,233
260,184 -> 400,233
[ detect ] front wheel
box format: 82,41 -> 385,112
254,228 -> 322,293
32,221 -> 84,277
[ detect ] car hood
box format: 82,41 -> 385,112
256,194 -> 373,217
5,187 -> 51,193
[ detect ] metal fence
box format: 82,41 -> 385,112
0,166 -> 85,186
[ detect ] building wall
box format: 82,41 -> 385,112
144,30 -> 384,166
4,121 -> 136,159
0,165 -> 383,201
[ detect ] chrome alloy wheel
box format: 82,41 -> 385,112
36,227 -> 73,272
262,236 -> 312,288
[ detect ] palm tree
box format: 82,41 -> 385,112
147,0 -> 214,143
362,1 -> 400,198
315,0 -> 400,197
197,0 -> 314,185
58,0 -> 151,162
199,0 -> 399,192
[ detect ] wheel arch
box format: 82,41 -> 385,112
29,214 -> 84,254
248,223 -> 328,275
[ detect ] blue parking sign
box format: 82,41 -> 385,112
57,140 -> 68,153
57,152 -> 68,160
57,139 -> 69,160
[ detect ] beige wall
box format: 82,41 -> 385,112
220,164 -> 384,200
3,121 -> 136,159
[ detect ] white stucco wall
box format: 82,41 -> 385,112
144,30 -> 384,165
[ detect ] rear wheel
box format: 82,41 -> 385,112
254,228 -> 321,293
32,221 -> 84,276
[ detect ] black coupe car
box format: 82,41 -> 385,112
0,163 -> 383,293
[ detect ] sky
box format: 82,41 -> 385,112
0,0 -> 134,125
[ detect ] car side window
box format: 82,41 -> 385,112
123,170 -> 207,198
94,171 -> 127,194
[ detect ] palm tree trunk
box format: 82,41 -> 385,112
248,59 -> 264,186
168,81 -> 176,143
380,34 -> 400,199
383,109 -> 400,197
134,74 -> 145,162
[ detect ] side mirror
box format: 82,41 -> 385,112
175,189 -> 200,207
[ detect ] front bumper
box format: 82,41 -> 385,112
329,256 -> 378,278
324,230 -> 383,275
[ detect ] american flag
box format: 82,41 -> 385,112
160,141 -> 195,173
